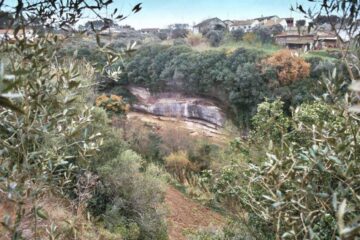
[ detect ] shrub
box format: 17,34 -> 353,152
171,28 -> 189,39
263,50 -> 310,85
187,32 -> 204,46
211,97 -> 360,239
91,149 -> 168,240
0,43 -> 104,237
160,127 -> 193,154
157,31 -> 168,40
230,29 -> 245,41
88,107 -> 129,169
95,94 -> 130,115
188,142 -> 219,172
252,26 -> 272,43
251,99 -> 291,144
206,30 -> 223,47
242,32 -> 256,43
125,120 -> 166,165
165,151 -> 195,184
270,24 -> 284,36
173,38 -> 188,46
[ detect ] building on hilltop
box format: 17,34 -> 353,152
223,20 -> 233,30
229,19 -> 260,32
275,31 -> 339,51
139,28 -> 160,34
275,33 -> 315,51
254,15 -> 280,24
314,31 -> 338,49
193,18 -> 227,34
169,23 -> 190,30
168,23 -> 191,38
228,16 -> 289,33
99,25 -> 135,35
261,18 -> 288,30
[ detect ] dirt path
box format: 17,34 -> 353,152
165,186 -> 225,240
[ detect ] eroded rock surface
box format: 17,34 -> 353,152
129,87 -> 225,126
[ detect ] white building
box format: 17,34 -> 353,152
229,20 -> 260,32
261,18 -> 288,30
0,29 -> 35,41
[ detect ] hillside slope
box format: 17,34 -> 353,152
166,186 -> 225,240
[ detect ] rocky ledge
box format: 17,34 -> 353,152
129,87 -> 225,127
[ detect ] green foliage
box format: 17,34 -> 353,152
121,44 -> 334,126
206,30 -> 224,47
208,94 -> 360,239
59,42 -> 107,67
128,127 -> 165,165
251,99 -> 290,144
229,63 -> 268,126
294,101 -> 335,126
188,142 -> 219,171
95,94 -> 130,115
252,26 -> 272,44
0,35 -> 103,237
87,107 -> 128,169
84,107 -> 168,240
90,149 -> 168,240
125,44 -> 191,91
170,28 -> 189,39
230,29 -> 245,42
0,2 -> 165,239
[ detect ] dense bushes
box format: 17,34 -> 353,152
82,107 -> 168,239
121,44 -> 334,126
205,30 -> 223,47
95,94 -> 130,114
0,20 -> 167,240
93,150 -> 167,240
0,31 -> 106,237
243,32 -> 256,43
230,29 -> 245,41
204,92 -> 360,239
165,151 -> 194,184
263,50 -> 311,85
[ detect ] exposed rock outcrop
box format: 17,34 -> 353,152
129,87 -> 225,126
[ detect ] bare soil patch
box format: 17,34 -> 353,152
165,186 -> 225,240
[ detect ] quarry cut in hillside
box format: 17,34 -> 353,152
129,87 -> 226,127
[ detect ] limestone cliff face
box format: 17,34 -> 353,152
129,87 -> 225,126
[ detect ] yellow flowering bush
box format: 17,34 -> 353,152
95,94 -> 130,115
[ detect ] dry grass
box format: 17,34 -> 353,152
0,192 -> 122,240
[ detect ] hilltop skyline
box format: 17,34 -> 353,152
77,0 -> 314,29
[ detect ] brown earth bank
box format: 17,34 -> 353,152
126,112 -> 231,146
165,186 -> 225,240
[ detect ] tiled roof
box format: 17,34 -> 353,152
231,20 -> 255,26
